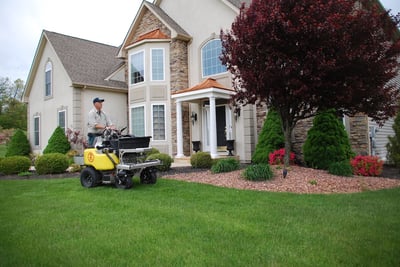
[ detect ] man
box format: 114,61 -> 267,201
87,97 -> 115,147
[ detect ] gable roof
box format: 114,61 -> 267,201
172,78 -> 233,95
24,30 -> 127,100
43,31 -> 127,89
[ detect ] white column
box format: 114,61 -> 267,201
209,96 -> 218,158
176,100 -> 184,158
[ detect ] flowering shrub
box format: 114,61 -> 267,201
268,148 -> 295,165
350,155 -> 383,176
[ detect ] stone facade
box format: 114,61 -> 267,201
348,113 -> 370,156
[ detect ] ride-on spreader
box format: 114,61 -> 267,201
77,128 -> 161,189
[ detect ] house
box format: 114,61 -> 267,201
23,31 -> 128,154
24,0 -> 399,163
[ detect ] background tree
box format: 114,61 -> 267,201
252,108 -> 284,164
221,0 -> 400,166
303,109 -> 354,170
43,127 -> 71,154
0,77 -> 26,130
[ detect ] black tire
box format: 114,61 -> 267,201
115,176 -> 133,189
140,167 -> 157,184
80,167 -> 99,188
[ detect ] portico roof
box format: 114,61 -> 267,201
171,78 -> 236,102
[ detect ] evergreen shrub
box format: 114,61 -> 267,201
252,109 -> 284,164
146,153 -> 173,172
145,147 -> 161,157
303,109 -> 354,170
0,156 -> 31,175
243,163 -> 273,181
211,157 -> 240,173
35,153 -> 69,175
328,161 -> 353,177
5,129 -> 31,157
190,152 -> 212,169
43,127 -> 71,154
387,110 -> 400,167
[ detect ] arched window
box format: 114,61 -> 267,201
45,61 -> 52,97
201,39 -> 226,77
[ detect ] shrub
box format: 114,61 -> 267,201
146,153 -> 173,172
387,110 -> 400,167
146,147 -> 161,157
190,152 -> 212,169
43,127 -> 71,154
328,161 -> 353,177
303,109 -> 354,170
350,155 -> 383,176
252,108 -> 284,164
211,157 -> 240,173
5,129 -> 31,157
269,148 -> 295,165
35,153 -> 69,175
243,163 -> 274,181
0,156 -> 31,175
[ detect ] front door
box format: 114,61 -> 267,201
216,106 -> 226,146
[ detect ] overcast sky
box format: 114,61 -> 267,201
0,0 -> 399,83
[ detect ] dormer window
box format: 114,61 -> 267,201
201,39 -> 227,77
45,61 -> 52,97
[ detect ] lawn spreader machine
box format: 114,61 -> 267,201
76,127 -> 161,189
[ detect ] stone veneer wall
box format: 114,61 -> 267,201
348,113 -> 370,156
170,39 -> 190,156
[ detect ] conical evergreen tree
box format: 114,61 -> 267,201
43,126 -> 71,154
252,108 -> 284,164
5,129 -> 31,157
303,109 -> 354,170
387,110 -> 400,167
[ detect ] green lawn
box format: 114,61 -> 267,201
0,177 -> 399,266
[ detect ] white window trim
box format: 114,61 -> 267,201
33,115 -> 40,147
150,48 -> 165,82
129,50 -> 145,85
200,39 -> 228,78
58,109 -> 67,132
129,104 -> 146,136
151,103 -> 167,141
45,61 -> 53,98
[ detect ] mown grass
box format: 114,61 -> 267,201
0,177 -> 399,266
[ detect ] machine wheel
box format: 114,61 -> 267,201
140,167 -> 157,184
115,176 -> 133,189
80,167 -> 99,188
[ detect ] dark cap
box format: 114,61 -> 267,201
93,97 -> 104,104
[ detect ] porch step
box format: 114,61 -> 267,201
172,157 -> 191,167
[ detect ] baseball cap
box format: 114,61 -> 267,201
93,97 -> 105,103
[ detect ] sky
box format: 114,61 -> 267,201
0,0 -> 399,83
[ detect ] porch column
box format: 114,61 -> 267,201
209,96 -> 218,158
175,100 -> 184,158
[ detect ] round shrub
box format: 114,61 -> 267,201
328,161 -> 353,177
190,152 -> 212,169
146,147 -> 161,157
211,157 -> 240,173
0,156 -> 31,175
243,163 -> 274,181
43,126 -> 71,154
269,148 -> 295,165
146,153 -> 173,172
303,109 -> 354,170
252,108 -> 284,164
5,129 -> 31,157
35,153 -> 69,175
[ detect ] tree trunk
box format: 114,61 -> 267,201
282,117 -> 294,168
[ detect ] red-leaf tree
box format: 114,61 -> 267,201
221,0 -> 400,166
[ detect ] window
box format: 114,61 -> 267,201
131,106 -> 145,136
58,110 -> 66,132
152,104 -> 165,140
130,51 -> 144,84
45,61 -> 52,96
151,49 -> 164,81
34,116 -> 40,146
201,39 -> 226,77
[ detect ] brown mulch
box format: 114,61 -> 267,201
161,165 -> 400,194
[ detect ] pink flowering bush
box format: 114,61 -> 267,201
269,148 -> 295,165
350,155 -> 383,176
